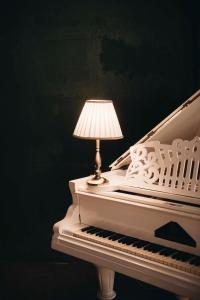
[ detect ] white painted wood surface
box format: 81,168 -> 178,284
96,265 -> 116,300
126,137 -> 200,199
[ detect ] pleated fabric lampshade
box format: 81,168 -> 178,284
73,100 -> 123,140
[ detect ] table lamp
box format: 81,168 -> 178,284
73,99 -> 123,185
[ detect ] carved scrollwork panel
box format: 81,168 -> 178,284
126,137 -> 200,197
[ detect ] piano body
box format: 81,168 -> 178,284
52,91 -> 200,300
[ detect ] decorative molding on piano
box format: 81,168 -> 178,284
126,137 -> 200,198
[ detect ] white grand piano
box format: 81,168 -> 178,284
52,91 -> 200,300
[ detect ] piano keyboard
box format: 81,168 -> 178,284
73,226 -> 200,276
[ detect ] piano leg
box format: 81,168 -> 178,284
96,265 -> 116,300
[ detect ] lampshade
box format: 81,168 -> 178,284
73,99 -> 123,140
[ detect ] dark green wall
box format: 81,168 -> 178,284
1,0 -> 200,261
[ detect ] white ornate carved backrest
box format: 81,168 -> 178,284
126,137 -> 200,198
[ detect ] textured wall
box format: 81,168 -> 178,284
1,0 -> 199,260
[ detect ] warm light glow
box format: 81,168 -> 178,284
73,99 -> 123,140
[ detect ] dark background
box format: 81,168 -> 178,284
1,0 -> 200,299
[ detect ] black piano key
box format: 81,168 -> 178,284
118,236 -> 131,243
151,245 -> 165,253
84,226 -> 97,232
143,244 -> 152,250
109,234 -> 125,241
117,236 -> 129,244
107,233 -> 118,240
158,247 -> 168,254
159,248 -> 175,257
94,230 -> 106,237
171,253 -> 180,260
125,237 -> 139,245
105,233 -> 117,239
85,227 -> 98,233
119,237 -> 137,245
193,258 -> 200,266
166,251 -> 178,258
86,227 -> 102,234
116,235 -> 127,242
108,233 -> 117,240
81,226 -> 94,232
143,244 -> 154,252
189,256 -> 200,266
96,230 -> 114,238
95,231 -> 106,236
143,243 -> 156,251
188,256 -> 196,265
135,241 -> 149,248
171,252 -> 181,259
131,240 -> 142,247
178,253 -> 194,262
171,251 -> 192,262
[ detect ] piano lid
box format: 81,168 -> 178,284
110,90 -> 200,170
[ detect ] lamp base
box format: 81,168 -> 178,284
87,176 -> 108,186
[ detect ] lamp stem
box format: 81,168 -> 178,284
95,139 -> 101,179
87,139 -> 107,185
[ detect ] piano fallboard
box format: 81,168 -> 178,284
74,188 -> 200,256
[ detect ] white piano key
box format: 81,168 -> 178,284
73,226 -> 200,277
